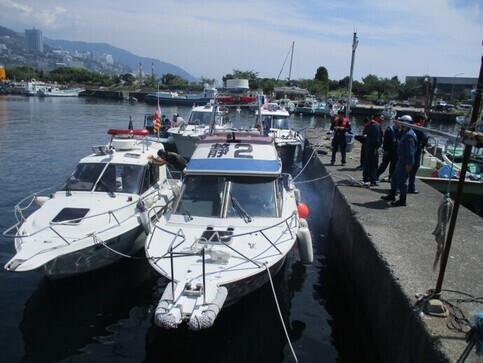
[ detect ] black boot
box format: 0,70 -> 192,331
381,191 -> 396,201
391,194 -> 407,207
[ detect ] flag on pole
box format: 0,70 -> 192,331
153,104 -> 162,133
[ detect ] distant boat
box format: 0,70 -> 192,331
145,84 -> 217,106
21,79 -> 47,96
256,102 -> 304,165
294,96 -> 318,115
37,86 -> 84,97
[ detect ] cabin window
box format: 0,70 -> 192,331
225,176 -> 278,218
60,163 -> 105,191
273,117 -> 289,129
174,175 -> 223,217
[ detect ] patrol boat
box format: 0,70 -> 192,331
145,131 -> 313,330
3,128 -> 180,279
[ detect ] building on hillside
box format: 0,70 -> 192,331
25,28 -> 43,52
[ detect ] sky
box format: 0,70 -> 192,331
0,0 -> 482,85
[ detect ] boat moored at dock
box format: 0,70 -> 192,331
145,131 -> 313,330
3,128 -> 181,279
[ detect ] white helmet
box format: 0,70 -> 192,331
398,115 -> 413,123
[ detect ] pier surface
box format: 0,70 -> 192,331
302,127 -> 482,362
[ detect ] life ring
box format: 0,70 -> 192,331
107,129 -> 149,137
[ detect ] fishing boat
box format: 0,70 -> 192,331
145,131 -> 313,330
21,79 -> 47,96
257,102 -> 305,165
3,128 -> 181,279
294,96 -> 318,115
145,84 -> 217,106
37,86 -> 84,97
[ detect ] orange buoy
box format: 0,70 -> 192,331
297,203 -> 309,219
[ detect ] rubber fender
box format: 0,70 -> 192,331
297,218 -> 313,264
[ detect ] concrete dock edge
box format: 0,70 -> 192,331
302,138 -> 482,362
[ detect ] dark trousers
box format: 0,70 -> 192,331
408,150 -> 421,192
391,160 -> 410,195
363,147 -> 379,183
377,150 -> 398,180
331,137 -> 347,164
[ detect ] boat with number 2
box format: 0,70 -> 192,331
145,131 -> 313,330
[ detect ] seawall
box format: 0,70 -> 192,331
302,128 -> 482,362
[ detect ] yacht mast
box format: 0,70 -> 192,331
288,41 -> 294,85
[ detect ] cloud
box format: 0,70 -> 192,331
0,0 -> 481,83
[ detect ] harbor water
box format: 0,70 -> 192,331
0,96 -> 461,363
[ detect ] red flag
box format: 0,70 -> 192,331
153,104 -> 161,133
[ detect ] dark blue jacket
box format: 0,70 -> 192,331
397,128 -> 417,166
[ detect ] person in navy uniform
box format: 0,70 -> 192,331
362,113 -> 383,186
408,113 -> 429,194
330,110 -> 352,165
381,115 -> 417,207
377,119 -> 401,182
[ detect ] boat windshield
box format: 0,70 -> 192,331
188,111 -> 212,126
226,176 -> 278,218
272,117 -> 290,130
60,163 -> 146,194
173,175 -> 279,218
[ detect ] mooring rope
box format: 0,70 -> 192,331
265,263 -> 299,363
91,234 -> 149,260
432,194 -> 454,271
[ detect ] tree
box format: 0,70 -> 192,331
314,67 -> 329,98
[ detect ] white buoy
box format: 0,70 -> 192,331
297,218 -> 313,264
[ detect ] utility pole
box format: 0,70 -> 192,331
346,32 -> 358,119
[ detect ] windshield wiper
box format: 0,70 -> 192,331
179,203 -> 193,221
231,195 -> 252,223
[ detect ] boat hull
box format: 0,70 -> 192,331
41,225 -> 145,279
145,95 -> 212,106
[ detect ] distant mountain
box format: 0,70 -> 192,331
43,38 -> 198,82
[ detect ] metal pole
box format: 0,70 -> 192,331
434,55 -> 482,296
450,73 -> 463,104
346,32 -> 358,119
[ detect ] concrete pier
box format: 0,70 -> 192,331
302,128 -> 482,362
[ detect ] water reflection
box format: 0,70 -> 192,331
19,258 -> 155,362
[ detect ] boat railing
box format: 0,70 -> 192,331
146,211 -> 299,266
3,187 -> 165,244
147,212 -> 299,305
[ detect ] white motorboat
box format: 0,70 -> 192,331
3,128 -> 181,279
145,131 -> 313,330
166,103 -> 232,160
37,86 -> 84,97
257,102 -> 305,165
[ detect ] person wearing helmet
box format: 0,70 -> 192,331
381,115 -> 417,206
